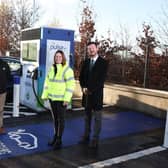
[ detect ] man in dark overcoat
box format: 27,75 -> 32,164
0,57 -> 11,134
79,41 -> 108,148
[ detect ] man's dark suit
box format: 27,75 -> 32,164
79,56 -> 108,110
79,56 -> 108,142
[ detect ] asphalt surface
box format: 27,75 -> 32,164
0,101 -> 167,168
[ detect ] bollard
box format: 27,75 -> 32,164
13,76 -> 20,117
163,109 -> 168,148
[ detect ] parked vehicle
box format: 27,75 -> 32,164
0,56 -> 22,102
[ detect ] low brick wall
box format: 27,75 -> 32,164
74,81 -> 168,118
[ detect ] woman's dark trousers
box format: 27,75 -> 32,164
49,100 -> 66,146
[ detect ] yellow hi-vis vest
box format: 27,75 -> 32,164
41,64 -> 75,102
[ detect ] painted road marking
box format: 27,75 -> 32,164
72,104 -> 111,111
4,103 -> 37,118
4,105 -> 27,109
4,111 -> 37,116
79,146 -> 166,168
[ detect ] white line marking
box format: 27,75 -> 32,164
72,105 -> 111,111
4,115 -> 11,118
4,105 -> 27,109
19,112 -> 37,116
4,111 -> 37,115
79,146 -> 166,168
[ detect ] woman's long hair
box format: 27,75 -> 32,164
53,50 -> 66,66
53,50 -> 67,76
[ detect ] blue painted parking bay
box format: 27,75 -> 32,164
0,111 -> 165,159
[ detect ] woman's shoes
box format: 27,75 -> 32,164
53,139 -> 62,150
48,135 -> 57,146
48,136 -> 62,149
48,139 -> 55,146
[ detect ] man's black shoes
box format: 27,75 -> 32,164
79,136 -> 99,148
89,139 -> 99,149
78,136 -> 90,144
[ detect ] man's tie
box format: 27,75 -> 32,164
89,59 -> 94,71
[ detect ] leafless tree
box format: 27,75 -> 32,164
12,0 -> 40,52
0,0 -> 40,55
153,0 -> 168,51
0,0 -> 15,54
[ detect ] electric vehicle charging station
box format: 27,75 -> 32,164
20,27 -> 74,111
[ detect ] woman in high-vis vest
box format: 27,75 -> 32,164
42,50 -> 75,149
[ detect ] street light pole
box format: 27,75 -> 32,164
143,42 -> 150,88
32,0 -> 35,26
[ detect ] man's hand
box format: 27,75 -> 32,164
82,88 -> 92,95
82,88 -> 88,95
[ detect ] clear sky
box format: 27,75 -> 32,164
35,0 -> 168,42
